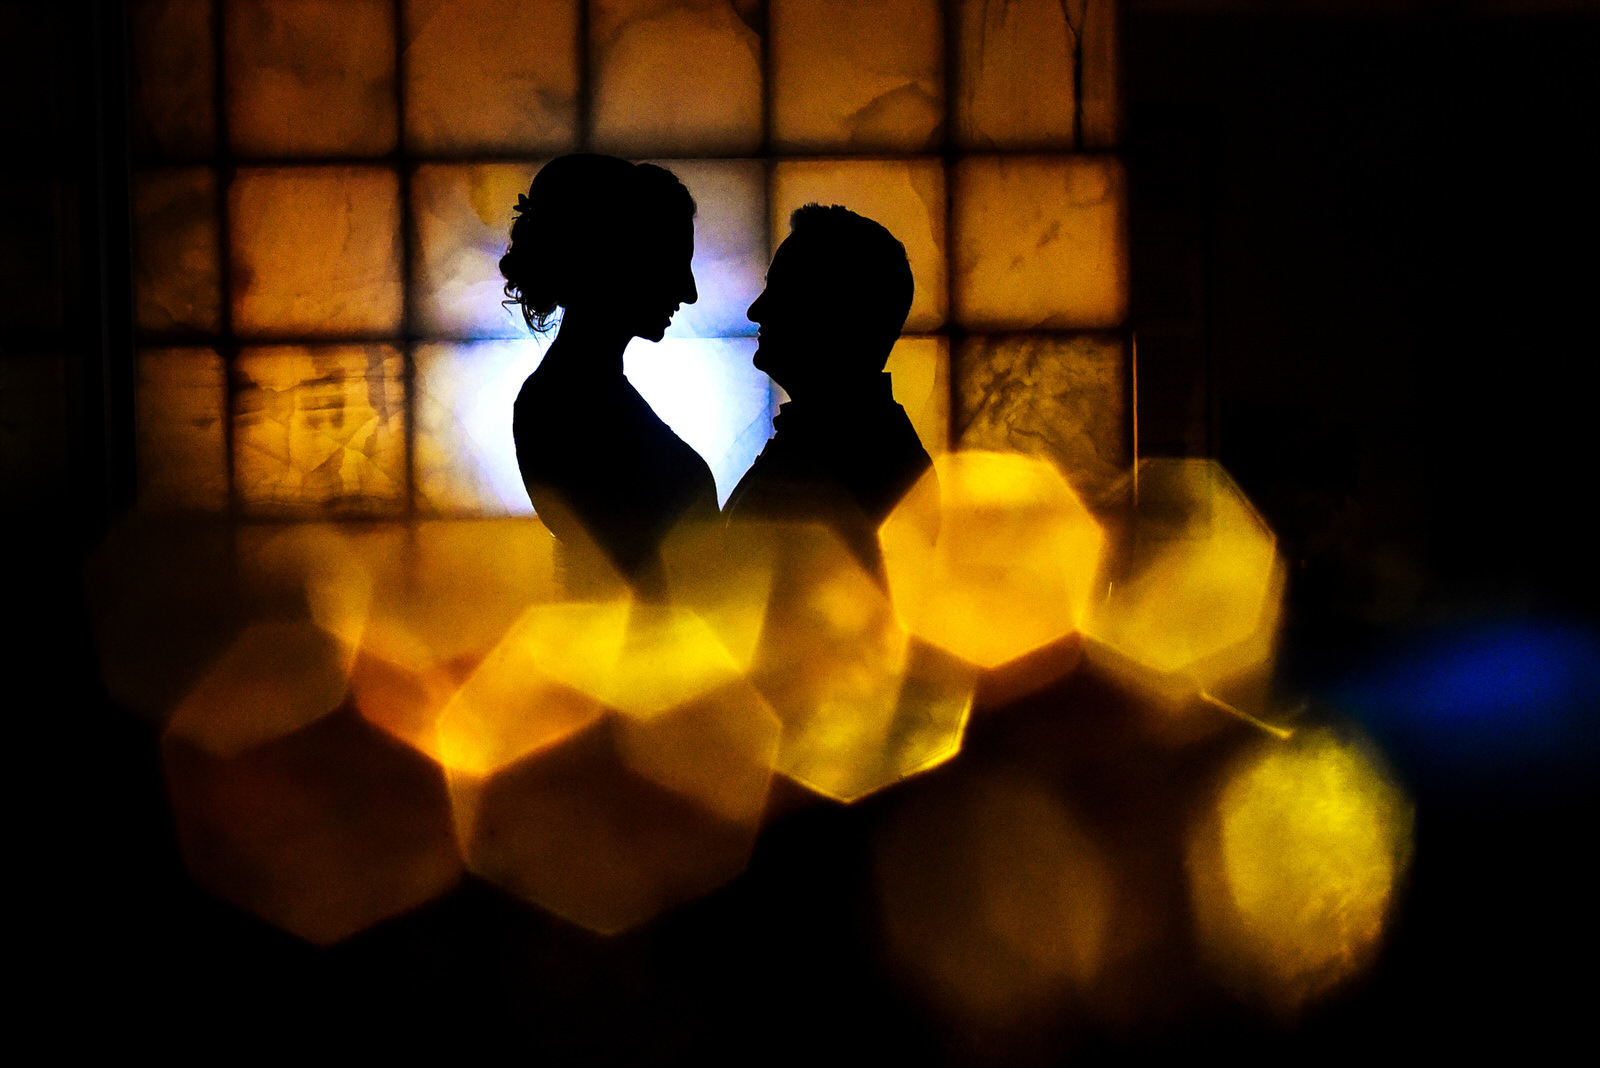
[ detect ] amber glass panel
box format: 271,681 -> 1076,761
955,333 -> 1126,503
404,0 -> 579,155
128,0 -> 216,159
414,340 -> 544,515
771,0 -> 943,152
412,162 -> 542,340
954,155 -> 1127,329
886,336 -> 949,457
591,0 -> 762,156
225,0 -> 397,157
230,167 -> 403,337
137,348 -> 228,512
956,0 -> 1076,150
234,345 -> 406,515
772,159 -> 946,332
1077,0 -> 1121,148
133,169 -> 221,336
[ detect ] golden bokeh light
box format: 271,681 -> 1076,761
694,520 -> 974,802
164,706 -> 462,947
443,599 -> 780,935
1186,728 -> 1413,1016
1084,459 -> 1285,709
875,768 -> 1116,1029
880,450 -> 1105,671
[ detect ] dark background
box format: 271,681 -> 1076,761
6,2 -> 1595,1060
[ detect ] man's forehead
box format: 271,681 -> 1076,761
768,234 -> 829,285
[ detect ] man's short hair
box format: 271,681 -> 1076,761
787,204 -> 914,356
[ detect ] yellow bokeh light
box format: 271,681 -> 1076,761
1187,728 -> 1413,1016
702,520 -> 976,802
441,598 -> 780,934
875,769 -> 1115,1028
880,450 -> 1105,670
1084,459 -> 1284,708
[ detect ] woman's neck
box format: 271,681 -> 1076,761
541,306 -> 631,378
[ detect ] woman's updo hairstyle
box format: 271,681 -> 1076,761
500,154 -> 696,334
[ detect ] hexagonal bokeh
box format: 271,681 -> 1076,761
669,520 -> 976,803
164,704 -> 462,946
879,450 -> 1106,671
346,518 -> 562,761
143,521 -> 465,944
439,599 -> 781,935
1186,728 -> 1413,1017
1082,459 -> 1285,709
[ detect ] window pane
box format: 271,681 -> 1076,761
414,340 -> 543,516
591,0 -> 762,156
412,162 -> 542,340
886,336 -> 948,457
138,348 -> 228,511
234,345 -> 407,516
655,159 -> 766,339
771,0 -> 943,152
230,167 -> 403,337
129,0 -> 216,159
624,337 -> 772,506
953,155 -> 1127,329
954,333 -> 1126,503
956,0 -> 1075,150
134,169 -> 221,335
225,0 -> 397,157
772,158 -> 946,332
403,0 -> 579,155
1078,0 -> 1120,148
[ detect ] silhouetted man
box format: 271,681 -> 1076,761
724,204 -> 932,576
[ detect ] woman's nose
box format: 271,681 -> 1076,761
747,291 -> 764,323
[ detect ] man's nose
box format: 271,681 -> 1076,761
683,268 -> 698,305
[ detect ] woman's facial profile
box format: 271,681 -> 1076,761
614,212 -> 697,343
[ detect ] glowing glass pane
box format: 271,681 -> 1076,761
133,168 -> 220,335
956,0 -> 1076,150
591,0 -> 762,156
623,337 -> 775,507
654,158 -> 767,339
1078,0 -> 1121,148
225,0 -> 397,157
955,334 -> 1127,504
137,348 -> 228,512
230,167 -> 403,336
1187,729 -> 1413,1015
403,0 -> 578,154
772,158 -> 946,332
129,0 -> 215,158
886,336 -> 949,457
771,0 -> 943,152
233,345 -> 406,516
415,340 -> 545,515
954,155 -> 1128,329
412,162 -> 542,340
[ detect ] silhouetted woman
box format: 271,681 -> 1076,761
501,155 -> 718,595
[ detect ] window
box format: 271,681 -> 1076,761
127,0 -> 1127,517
